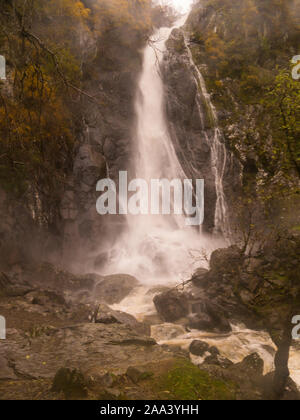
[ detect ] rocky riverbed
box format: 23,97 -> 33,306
0,246 -> 299,400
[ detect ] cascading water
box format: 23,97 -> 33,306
183,40 -> 231,238
103,16 -> 225,284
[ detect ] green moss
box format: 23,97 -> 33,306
156,359 -> 236,400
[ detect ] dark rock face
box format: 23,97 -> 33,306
60,30 -> 145,270
161,28 -> 240,233
188,303 -> 232,334
153,289 -> 190,322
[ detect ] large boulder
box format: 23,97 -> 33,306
189,340 -> 210,357
188,300 -> 232,333
153,289 -> 189,322
94,274 -> 139,304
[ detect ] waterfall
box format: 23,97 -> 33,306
102,17 -> 225,284
183,40 -> 231,238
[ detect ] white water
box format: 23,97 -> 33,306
102,16 -> 225,284
112,286 -> 300,389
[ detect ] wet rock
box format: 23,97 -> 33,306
51,367 -> 88,398
203,354 -> 234,369
153,289 -> 189,322
234,353 -> 264,376
94,274 -> 139,304
189,340 -> 210,357
90,303 -> 150,336
188,312 -> 214,331
189,340 -> 222,359
209,346 -> 220,356
188,301 -> 232,333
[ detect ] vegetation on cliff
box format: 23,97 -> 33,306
0,0 -> 161,228
188,0 -> 300,188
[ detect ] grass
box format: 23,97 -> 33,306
154,359 -> 237,400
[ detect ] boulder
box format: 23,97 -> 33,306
188,312 -> 215,331
189,340 -> 210,357
188,300 -> 232,333
234,353 -> 264,376
94,274 -> 139,304
203,354 -> 234,369
153,289 -> 189,322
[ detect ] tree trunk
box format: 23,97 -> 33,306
271,316 -> 293,400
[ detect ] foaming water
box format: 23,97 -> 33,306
112,287 -> 300,388
101,16 -> 225,284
